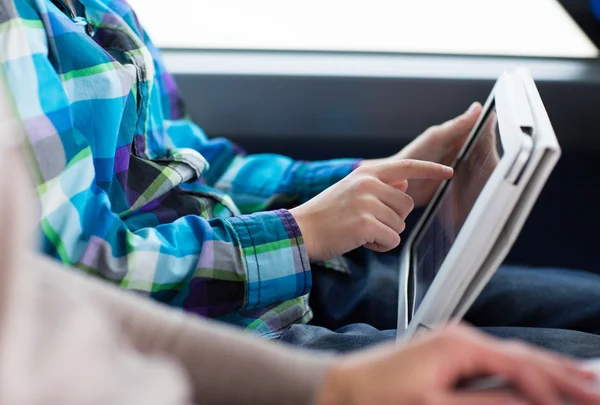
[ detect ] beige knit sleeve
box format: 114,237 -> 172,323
32,256 -> 333,405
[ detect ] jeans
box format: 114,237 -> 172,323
279,250 -> 600,358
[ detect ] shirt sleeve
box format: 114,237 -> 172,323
142,31 -> 359,214
3,1 -> 311,317
32,254 -> 332,405
167,124 -> 359,213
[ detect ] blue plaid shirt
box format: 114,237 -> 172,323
3,0 -> 357,337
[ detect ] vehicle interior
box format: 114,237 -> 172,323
130,0 -> 600,273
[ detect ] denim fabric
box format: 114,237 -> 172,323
280,250 -> 600,358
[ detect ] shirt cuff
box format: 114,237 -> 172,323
227,209 -> 311,310
293,158 -> 360,202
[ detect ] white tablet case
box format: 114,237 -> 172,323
397,69 -> 561,341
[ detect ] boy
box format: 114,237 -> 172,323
5,0 -> 600,353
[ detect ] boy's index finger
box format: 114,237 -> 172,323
373,159 -> 454,185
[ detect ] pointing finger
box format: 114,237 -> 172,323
371,159 -> 454,185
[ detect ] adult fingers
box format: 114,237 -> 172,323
549,369 -> 600,405
515,348 -> 600,405
430,327 -> 561,405
461,341 -> 566,405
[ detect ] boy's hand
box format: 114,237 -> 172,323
290,160 -> 453,262
360,102 -> 482,207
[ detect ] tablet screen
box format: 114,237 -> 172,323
411,106 -> 503,314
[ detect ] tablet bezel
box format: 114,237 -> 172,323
396,70 -> 556,340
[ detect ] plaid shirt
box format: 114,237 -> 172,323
3,0 -> 357,337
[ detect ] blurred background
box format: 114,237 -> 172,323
130,0 -> 600,273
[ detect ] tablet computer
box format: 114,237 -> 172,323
396,69 -> 561,341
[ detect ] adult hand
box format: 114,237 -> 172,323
290,160 -> 453,262
315,324 -> 600,405
360,102 -> 483,207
